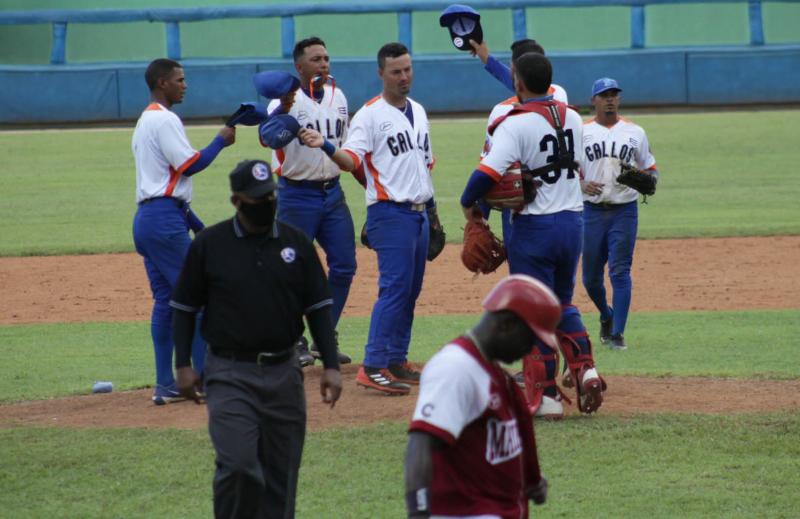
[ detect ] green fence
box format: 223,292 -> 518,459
1,0 -> 798,65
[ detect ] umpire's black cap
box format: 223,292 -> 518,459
229,160 -> 276,198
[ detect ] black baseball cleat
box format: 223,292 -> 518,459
387,363 -> 421,385
609,334 -> 627,351
599,313 -> 613,344
310,331 -> 352,364
295,336 -> 315,367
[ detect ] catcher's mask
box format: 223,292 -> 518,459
482,274 -> 560,350
439,4 -> 483,51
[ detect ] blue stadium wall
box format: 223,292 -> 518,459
1,45 -> 799,124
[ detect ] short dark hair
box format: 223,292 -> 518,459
377,42 -> 409,69
510,39 -> 545,61
293,36 -> 326,62
514,52 -> 552,94
145,58 -> 181,91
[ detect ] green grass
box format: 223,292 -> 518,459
1,109 -> 798,256
2,413 -> 799,518
1,309 -> 798,403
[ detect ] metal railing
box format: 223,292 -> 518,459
0,0 -> 795,65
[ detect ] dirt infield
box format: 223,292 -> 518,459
1,236 -> 799,429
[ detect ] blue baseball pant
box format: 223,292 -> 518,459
507,210 -> 590,394
276,177 -> 356,328
133,197 -> 206,394
363,202 -> 429,368
582,201 -> 638,337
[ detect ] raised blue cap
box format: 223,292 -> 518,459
253,71 -> 300,99
439,4 -> 480,27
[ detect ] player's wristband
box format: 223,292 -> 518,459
321,139 -> 336,157
405,488 -> 430,518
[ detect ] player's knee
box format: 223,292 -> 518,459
328,257 -> 356,281
558,305 -> 586,335
328,269 -> 355,286
608,263 -> 632,285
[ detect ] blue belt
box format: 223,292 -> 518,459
585,201 -> 632,209
138,196 -> 187,209
382,200 -> 426,212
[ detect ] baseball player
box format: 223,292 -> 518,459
460,53 -> 605,419
477,39 -> 569,245
404,275 -> 556,518
132,58 -> 235,405
580,78 -> 658,350
263,37 -> 355,367
300,42 -> 437,395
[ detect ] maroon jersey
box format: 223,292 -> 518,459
409,336 -> 542,519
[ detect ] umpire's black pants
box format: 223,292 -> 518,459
205,351 -> 306,519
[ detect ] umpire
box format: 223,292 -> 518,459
170,159 -> 342,519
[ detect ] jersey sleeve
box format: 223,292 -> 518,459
478,123 -> 518,181
339,91 -> 350,144
567,110 -> 585,165
341,108 -> 371,167
409,348 -> 488,444
156,115 -> 199,174
424,116 -> 434,172
169,236 -> 208,313
299,232 -> 333,314
637,129 -> 657,170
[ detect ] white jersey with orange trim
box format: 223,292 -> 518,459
581,117 -> 657,204
267,85 -> 348,181
480,84 -> 568,160
480,105 -> 585,215
132,103 -> 199,203
342,95 -> 434,206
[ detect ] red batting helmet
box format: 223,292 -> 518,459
482,274 -> 561,349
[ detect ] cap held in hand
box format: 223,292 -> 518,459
253,70 -> 301,99
439,4 -> 483,51
259,114 -> 301,149
225,102 -> 268,127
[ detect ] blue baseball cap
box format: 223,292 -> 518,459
226,102 -> 268,127
259,114 -> 301,149
439,4 -> 482,51
253,71 -> 300,99
592,77 -> 622,97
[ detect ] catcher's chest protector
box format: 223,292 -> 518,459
488,101 -> 577,176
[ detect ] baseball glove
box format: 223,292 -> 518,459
427,206 -> 446,261
461,220 -> 506,274
483,162 -> 538,211
617,163 -> 656,196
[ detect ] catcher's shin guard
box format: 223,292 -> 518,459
521,346 -> 565,414
557,331 -> 607,414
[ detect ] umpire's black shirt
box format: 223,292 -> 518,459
171,216 -> 333,361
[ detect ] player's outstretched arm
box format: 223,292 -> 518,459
405,432 -> 440,518
217,125 -> 236,147
468,39 -> 490,64
298,128 -> 357,172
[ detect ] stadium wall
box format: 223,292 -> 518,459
1,45 -> 799,124
1,1 -> 798,123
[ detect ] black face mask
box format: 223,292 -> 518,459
238,199 -> 276,228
